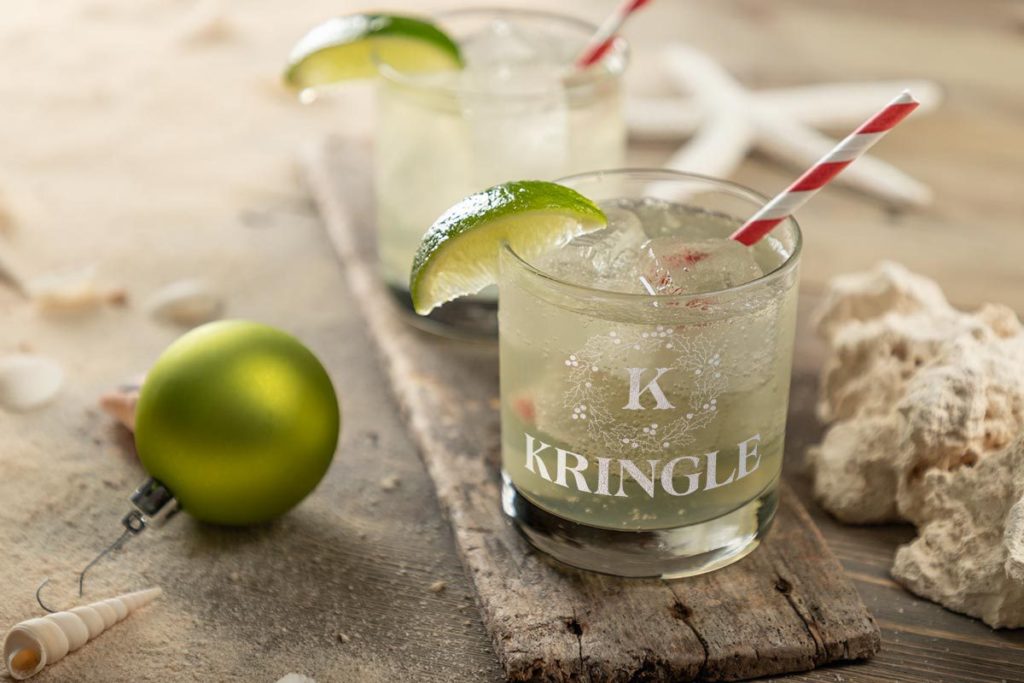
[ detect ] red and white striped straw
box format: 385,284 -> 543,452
575,0 -> 652,69
730,90 -> 920,246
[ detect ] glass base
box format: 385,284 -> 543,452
387,284 -> 498,339
501,472 -> 778,578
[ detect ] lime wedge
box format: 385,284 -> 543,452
284,14 -> 462,89
410,181 -> 607,315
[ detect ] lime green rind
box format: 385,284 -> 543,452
410,181 -> 607,315
284,14 -> 463,89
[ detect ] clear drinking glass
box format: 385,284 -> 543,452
374,8 -> 628,337
499,169 -> 802,577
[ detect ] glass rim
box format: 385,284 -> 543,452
373,7 -> 629,99
501,168 -> 803,304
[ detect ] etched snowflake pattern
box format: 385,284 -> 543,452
562,326 -> 725,456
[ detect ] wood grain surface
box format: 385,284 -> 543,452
304,139 -> 882,682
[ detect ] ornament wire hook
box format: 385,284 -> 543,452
78,512 -> 147,596
34,510 -> 149,613
35,579 -> 58,613
32,478 -> 177,613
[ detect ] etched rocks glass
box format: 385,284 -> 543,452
374,8 -> 628,337
499,169 -> 802,577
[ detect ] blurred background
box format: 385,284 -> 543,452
2,0 -> 1021,324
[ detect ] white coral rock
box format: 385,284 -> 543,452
891,438 -> 1024,628
809,261 -> 1024,627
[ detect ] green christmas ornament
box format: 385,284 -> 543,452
134,320 -> 340,525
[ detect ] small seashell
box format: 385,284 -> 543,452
0,242 -> 28,296
3,587 -> 161,680
145,279 -> 223,328
0,176 -> 44,237
0,355 -> 63,412
99,390 -> 139,431
28,266 -> 126,314
0,199 -> 16,235
275,675 -> 316,683
98,375 -> 143,430
177,0 -> 235,45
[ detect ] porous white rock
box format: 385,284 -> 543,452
808,261 -> 1024,627
891,437 -> 1024,628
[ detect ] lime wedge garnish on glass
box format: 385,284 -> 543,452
410,181 -> 607,315
284,14 -> 463,89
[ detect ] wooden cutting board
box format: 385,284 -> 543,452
302,138 -> 880,682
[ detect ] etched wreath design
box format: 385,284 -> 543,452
562,326 -> 725,457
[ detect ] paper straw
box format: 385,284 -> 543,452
575,0 -> 652,69
730,90 -> 920,246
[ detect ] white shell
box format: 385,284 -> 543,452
98,384 -> 141,431
0,242 -> 27,296
0,173 -> 44,237
177,0 -> 235,45
145,279 -> 223,327
0,355 -> 63,412
3,587 -> 161,680
28,266 -> 126,314
276,675 -> 317,683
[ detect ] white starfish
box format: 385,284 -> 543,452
628,44 -> 942,206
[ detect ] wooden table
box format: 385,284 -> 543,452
0,1 -> 1021,681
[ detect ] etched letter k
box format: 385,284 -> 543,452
622,367 -> 675,410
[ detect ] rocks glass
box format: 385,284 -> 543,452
374,8 -> 628,337
499,169 -> 802,577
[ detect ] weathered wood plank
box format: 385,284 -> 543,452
303,138 -> 880,682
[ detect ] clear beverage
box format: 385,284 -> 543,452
498,170 -> 801,577
375,9 -> 627,337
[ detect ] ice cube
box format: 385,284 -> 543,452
602,205 -> 645,240
454,18 -> 574,184
575,205 -> 646,276
641,237 -> 763,294
531,206 -> 649,292
456,62 -> 568,183
631,198 -> 735,240
461,20 -> 545,68
629,197 -> 681,238
460,19 -> 573,70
